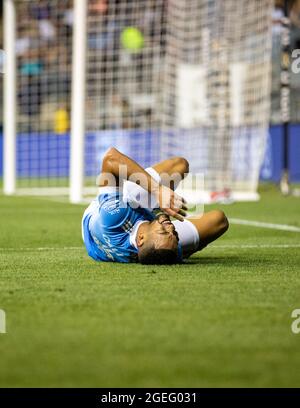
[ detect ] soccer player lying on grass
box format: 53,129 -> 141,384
82,147 -> 229,264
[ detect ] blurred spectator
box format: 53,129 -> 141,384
10,0 -> 300,132
54,104 -> 70,134
88,1 -> 118,52
28,1 -> 52,20
16,19 -> 40,56
290,0 -> 300,50
89,0 -> 108,15
38,19 -> 56,42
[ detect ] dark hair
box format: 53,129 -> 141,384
138,244 -> 178,265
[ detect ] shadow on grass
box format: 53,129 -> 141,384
184,256 -> 239,265
112,254 -> 274,273
184,255 -> 273,268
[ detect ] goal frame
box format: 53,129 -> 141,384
3,0 -> 87,203
3,0 -> 272,204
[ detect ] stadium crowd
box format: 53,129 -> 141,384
1,0 -> 300,132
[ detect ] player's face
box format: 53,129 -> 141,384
149,214 -> 179,251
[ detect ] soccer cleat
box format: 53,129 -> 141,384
210,188 -> 234,204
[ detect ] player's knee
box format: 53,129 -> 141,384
213,210 -> 229,234
180,157 -> 189,174
173,157 -> 189,175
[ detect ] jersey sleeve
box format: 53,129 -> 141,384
95,191 -> 129,229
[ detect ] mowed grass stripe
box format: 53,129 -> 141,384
0,188 -> 300,387
1,243 -> 300,252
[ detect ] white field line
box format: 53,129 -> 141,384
0,247 -> 83,251
211,244 -> 300,249
0,220 -> 299,252
229,218 -> 300,233
0,244 -> 300,252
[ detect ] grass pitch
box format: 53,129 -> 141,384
0,185 -> 300,387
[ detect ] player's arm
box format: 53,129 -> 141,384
98,147 -> 187,221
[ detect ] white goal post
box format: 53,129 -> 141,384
3,0 -> 17,196
3,0 -> 273,203
69,0 -> 87,203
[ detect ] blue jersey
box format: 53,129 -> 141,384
82,187 -> 155,263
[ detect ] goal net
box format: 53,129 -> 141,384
4,0 -> 73,195
3,0 -> 273,202
86,0 -> 273,202
161,0 -> 273,201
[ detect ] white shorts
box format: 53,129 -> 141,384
124,167 -> 200,256
173,219 -> 200,257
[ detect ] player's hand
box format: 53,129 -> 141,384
157,184 -> 188,221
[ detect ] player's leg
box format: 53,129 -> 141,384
150,157 -> 189,190
151,157 -> 189,177
172,210 -> 228,259
187,210 -> 229,250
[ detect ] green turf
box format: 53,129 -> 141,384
0,185 -> 300,387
